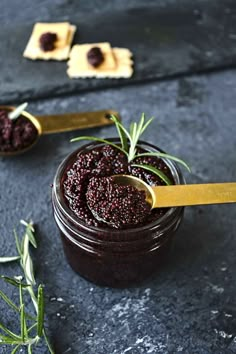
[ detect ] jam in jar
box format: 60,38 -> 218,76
52,140 -> 185,287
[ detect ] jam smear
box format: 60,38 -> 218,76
39,32 -> 58,51
0,110 -> 38,153
63,145 -> 174,229
86,176 -> 151,228
87,47 -> 104,67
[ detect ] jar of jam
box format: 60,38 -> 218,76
52,140 -> 185,287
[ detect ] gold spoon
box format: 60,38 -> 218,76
0,105 -> 118,157
112,175 -> 236,208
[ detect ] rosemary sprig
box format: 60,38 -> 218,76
71,113 -> 190,185
0,220 -> 54,353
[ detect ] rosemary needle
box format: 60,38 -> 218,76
8,102 -> 28,121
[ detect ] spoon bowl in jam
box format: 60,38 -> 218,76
112,175 -> 236,208
0,105 -> 118,157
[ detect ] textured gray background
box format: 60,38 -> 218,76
1,1 -> 236,354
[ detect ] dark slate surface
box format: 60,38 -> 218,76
1,0 -> 236,103
0,70 -> 236,353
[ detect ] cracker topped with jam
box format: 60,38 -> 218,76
67,42 -> 133,79
23,22 -> 76,61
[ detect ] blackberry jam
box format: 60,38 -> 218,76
0,108 -> 38,153
87,47 -> 104,67
52,140 -> 185,287
39,32 -> 58,51
86,176 -> 151,228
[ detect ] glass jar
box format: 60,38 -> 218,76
52,140 -> 185,287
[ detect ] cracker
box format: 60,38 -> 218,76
113,47 -> 133,64
67,46 -> 133,79
68,43 -> 116,70
23,22 -> 76,61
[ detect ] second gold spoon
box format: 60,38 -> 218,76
0,106 -> 118,157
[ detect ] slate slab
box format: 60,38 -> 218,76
1,0 -> 236,104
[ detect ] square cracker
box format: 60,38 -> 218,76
23,22 -> 76,61
67,47 -> 133,79
68,43 -> 116,71
113,48 -> 133,64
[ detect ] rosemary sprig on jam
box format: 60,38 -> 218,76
71,114 -> 190,185
0,220 -> 54,353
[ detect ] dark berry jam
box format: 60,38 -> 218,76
63,144 -> 174,229
86,176 -> 151,228
0,109 -> 38,153
39,32 -> 58,51
87,47 -> 104,67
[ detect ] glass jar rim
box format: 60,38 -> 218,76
53,139 -> 185,235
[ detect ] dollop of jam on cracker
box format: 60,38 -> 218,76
39,32 -> 58,51
87,47 -> 104,67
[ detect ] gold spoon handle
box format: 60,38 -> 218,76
35,110 -> 119,134
152,183 -> 236,208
